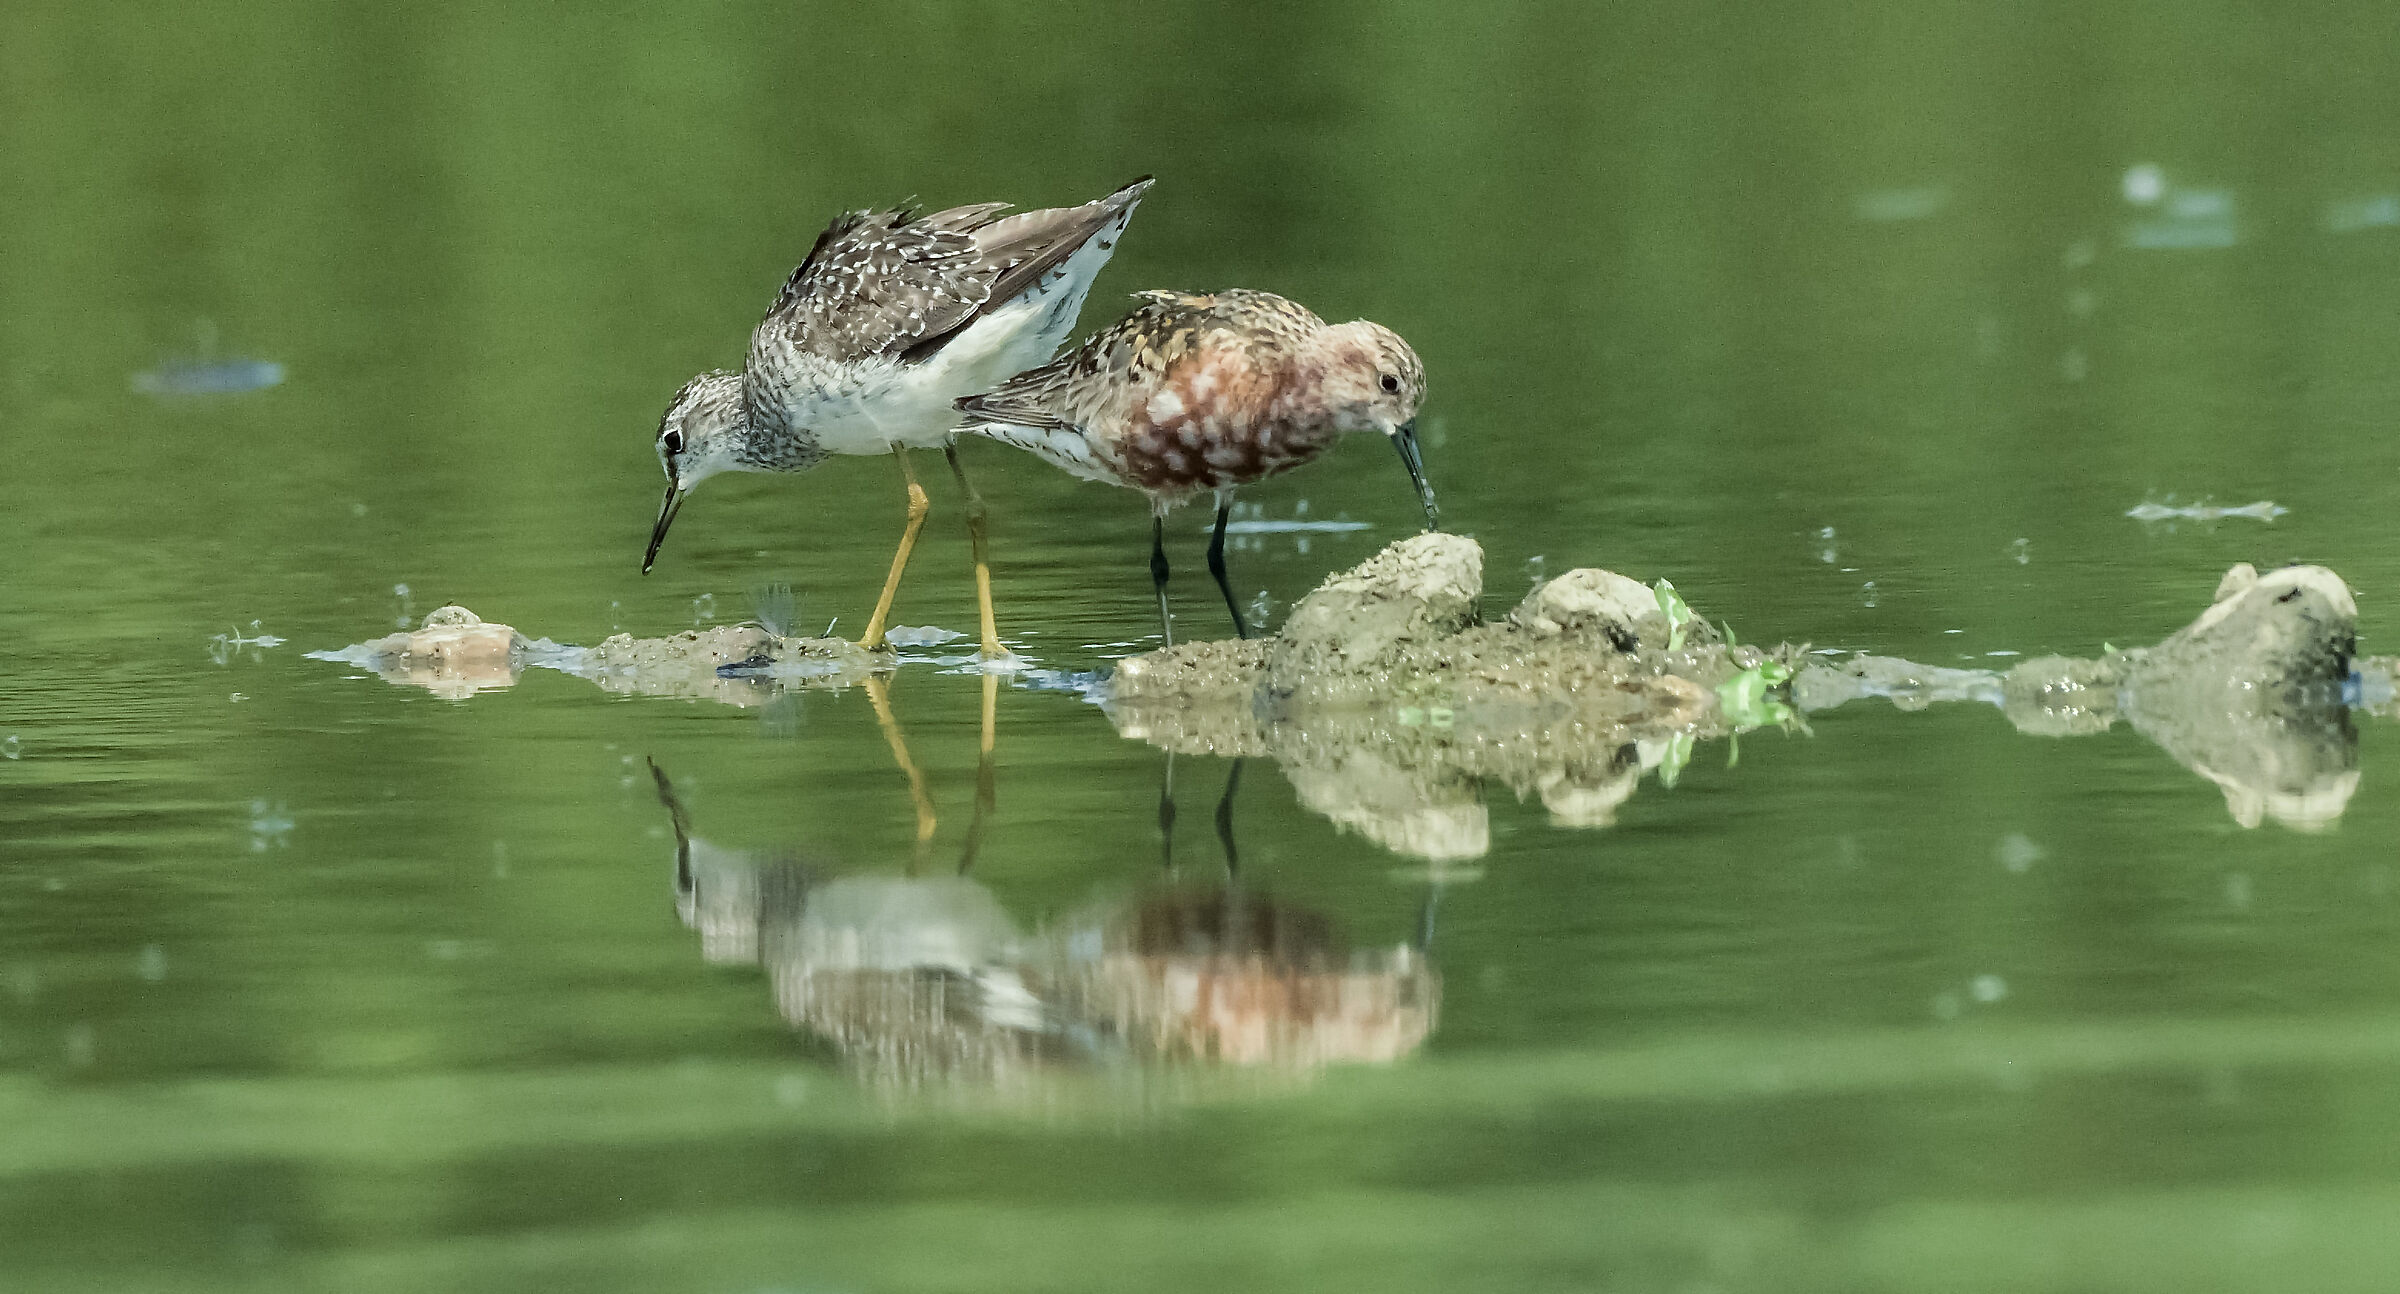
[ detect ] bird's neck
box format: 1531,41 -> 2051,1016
1266,353 -> 1354,441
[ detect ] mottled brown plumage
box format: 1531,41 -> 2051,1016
958,289 -> 1433,643
958,289 -> 1421,504
643,178 -> 1154,659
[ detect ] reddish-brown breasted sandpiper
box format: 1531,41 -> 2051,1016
956,288 -> 1432,644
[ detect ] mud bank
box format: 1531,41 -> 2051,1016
1797,562 -> 2362,829
1105,540 -> 2375,850
1104,534 -> 1802,859
308,606 -> 886,701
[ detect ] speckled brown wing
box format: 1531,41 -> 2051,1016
753,180 -> 1153,371
754,206 -> 1000,367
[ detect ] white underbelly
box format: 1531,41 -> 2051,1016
803,370 -> 965,455
795,298 -> 1062,456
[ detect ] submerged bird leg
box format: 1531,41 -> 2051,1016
864,674 -> 937,872
1207,491 -> 1246,639
859,448 -> 932,652
1214,756 -> 1244,876
1151,509 -> 1174,648
1417,879 -> 1444,953
944,442 -> 1004,659
957,671 -> 998,876
646,759 -> 694,895
1157,750 -> 1178,873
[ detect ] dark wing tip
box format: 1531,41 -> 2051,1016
1103,176 -> 1156,212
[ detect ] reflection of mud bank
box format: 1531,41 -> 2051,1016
1798,563 -> 2360,830
655,765 -> 1436,1101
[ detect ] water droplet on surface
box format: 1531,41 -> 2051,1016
1,735 -> 18,759
137,945 -> 167,983
2123,163 -> 2166,205
2009,538 -> 2031,565
1971,974 -> 2007,1003
1860,580 -> 1878,609
1995,833 -> 2045,872
64,1023 -> 96,1068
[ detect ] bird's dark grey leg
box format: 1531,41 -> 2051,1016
1208,496 -> 1247,640
944,442 -> 1004,659
1151,512 -> 1174,648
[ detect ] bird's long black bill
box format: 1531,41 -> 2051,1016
1392,421 -> 1439,532
643,482 -> 683,574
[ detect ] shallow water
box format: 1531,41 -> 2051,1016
9,4 -> 2400,1290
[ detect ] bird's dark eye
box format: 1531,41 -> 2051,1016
1378,373 -> 1401,394
662,430 -> 684,456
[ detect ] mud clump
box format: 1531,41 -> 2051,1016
1105,534 -> 1794,860
1112,534 -> 1776,722
342,605 -> 529,699
582,626 -> 885,705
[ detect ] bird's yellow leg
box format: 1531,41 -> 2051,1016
859,447 -> 930,652
945,442 -> 1004,659
863,673 -> 937,870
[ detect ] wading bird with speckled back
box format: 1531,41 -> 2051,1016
643,178 -> 1152,658
955,289 -> 1434,645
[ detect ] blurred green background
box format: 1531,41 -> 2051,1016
6,2 -> 2400,1290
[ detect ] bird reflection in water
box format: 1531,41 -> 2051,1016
648,705 -> 1437,1099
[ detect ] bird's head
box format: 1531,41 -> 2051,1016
1318,321 -> 1437,531
644,370 -> 745,573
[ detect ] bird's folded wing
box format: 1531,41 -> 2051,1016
753,208 -> 1000,368
953,367 -> 1077,431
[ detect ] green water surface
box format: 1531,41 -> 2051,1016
7,4 -> 2400,1290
